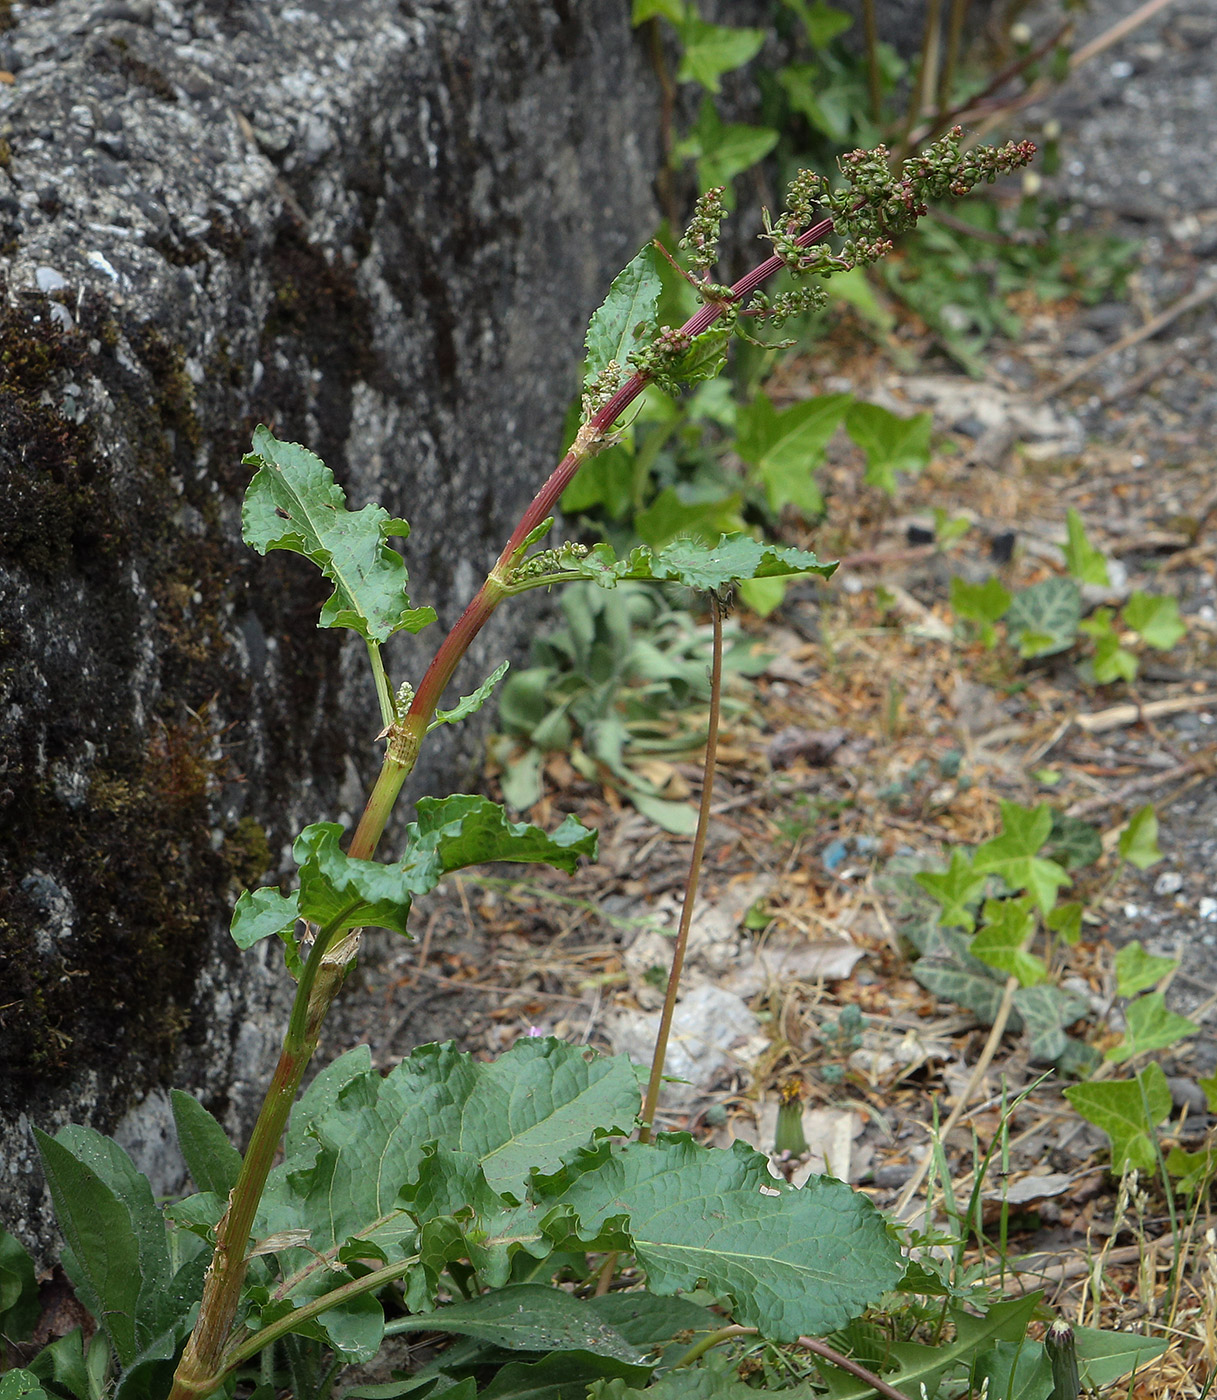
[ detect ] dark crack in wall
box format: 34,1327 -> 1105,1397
0,0 -> 660,1257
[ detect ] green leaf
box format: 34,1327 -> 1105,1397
1118,804 -> 1163,870
737,393 -> 852,516
1115,940 -> 1176,998
429,661 -> 510,732
912,933 -> 1012,1027
1082,608 -> 1138,683
1063,508 -> 1109,585
548,1136 -> 903,1342
972,801 -> 1071,914
950,575 -> 1011,627
1046,900 -> 1084,945
228,886 -> 301,969
816,1294 -> 1042,1399
693,123 -> 779,192
1011,984 -> 1090,1063
591,1358 -> 756,1400
1071,1322 -> 1170,1386
0,1373 -> 49,1400
1164,1144 -> 1217,1195
973,1339 -> 1053,1400
914,849 -> 986,931
1064,1062 -> 1171,1172
586,1293 -> 718,1348
1046,813 -> 1103,872
294,823 -> 416,937
971,897 -> 1046,987
387,1285 -> 645,1366
1006,577 -> 1081,658
1200,1073 -> 1217,1114
479,1352 -> 650,1400
402,796 -> 597,890
241,427 -> 435,643
33,1128 -> 161,1366
584,246 -> 662,388
632,0 -> 684,23
845,403 -> 931,494
170,1091 -> 242,1197
1123,591 -> 1186,650
676,20 -> 765,93
666,327 -> 731,388
0,1227 -> 39,1344
781,0 -> 852,47
1104,993 -> 1196,1063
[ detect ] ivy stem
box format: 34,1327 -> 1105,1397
639,594 -> 723,1143
673,1325 -> 908,1400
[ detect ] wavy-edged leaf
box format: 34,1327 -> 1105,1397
402,796 -> 597,892
585,246 -> 662,387
555,534 -> 836,594
429,661 -> 511,732
170,1091 -> 241,1197
296,823 -> 415,937
546,1136 -> 902,1342
229,886 -> 301,961
242,427 -> 435,642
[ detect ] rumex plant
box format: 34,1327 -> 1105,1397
6,132 -> 1036,1400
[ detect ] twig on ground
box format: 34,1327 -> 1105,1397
1065,750 -> 1215,818
1074,693 -> 1217,735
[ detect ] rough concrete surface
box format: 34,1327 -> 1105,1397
0,0 -> 660,1255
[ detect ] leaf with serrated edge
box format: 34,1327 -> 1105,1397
1064,1063 -> 1171,1172
584,246 -> 662,388
429,661 -> 511,732
546,1136 -> 902,1342
242,427 -> 435,642
1104,993 -> 1196,1063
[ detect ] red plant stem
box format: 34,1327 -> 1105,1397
401,215 -> 837,749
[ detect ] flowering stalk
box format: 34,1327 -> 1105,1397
168,128 -> 1033,1400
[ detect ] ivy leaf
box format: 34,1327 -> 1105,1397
676,20 -> 765,93
1114,941 -> 1176,998
1164,1145 -> 1217,1195
950,576 -> 1011,648
674,102 -> 779,201
242,427 -> 436,643
1011,984 -> 1090,1063
1046,900 -> 1084,946
547,1136 -> 903,1341
912,925 -> 1015,1027
972,802 -> 1071,913
736,393 -> 852,518
584,246 -> 662,388
1064,1062 -> 1171,1172
1081,608 -> 1137,683
1063,508 -> 1109,586
1123,592 -> 1186,650
429,661 -> 511,732
845,403 -> 932,494
1104,993 -> 1196,1064
1118,804 -> 1163,870
1046,813 -> 1103,872
781,0 -> 853,47
914,850 -> 987,931
971,897 -> 1046,987
1006,577 -> 1081,658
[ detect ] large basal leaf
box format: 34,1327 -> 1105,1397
586,1293 -> 719,1349
591,1357 -> 758,1400
478,1352 -> 652,1400
242,426 -> 436,643
584,246 -> 662,387
256,1038 -> 641,1334
32,1128 -> 169,1367
546,1136 -> 903,1341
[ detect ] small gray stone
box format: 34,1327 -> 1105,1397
1154,871 -> 1183,896
1167,1076 -> 1209,1116
34,265 -> 68,292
